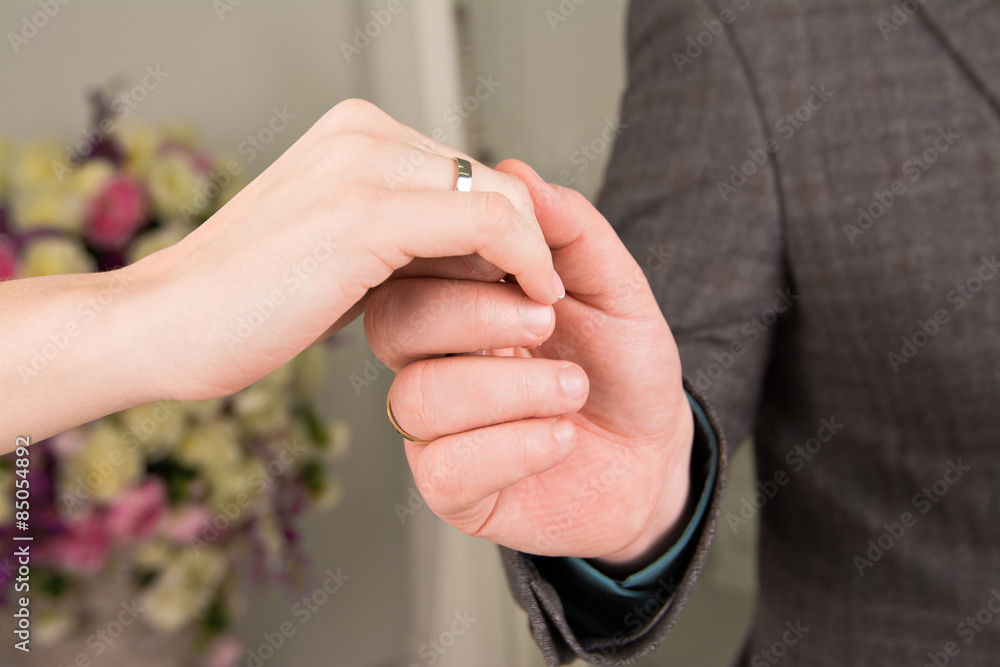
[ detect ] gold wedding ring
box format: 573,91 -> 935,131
386,393 -> 430,443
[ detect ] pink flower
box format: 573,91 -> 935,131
0,237 -> 15,281
204,635 -> 243,667
107,479 -> 167,542
85,176 -> 148,249
164,504 -> 212,542
50,513 -> 110,574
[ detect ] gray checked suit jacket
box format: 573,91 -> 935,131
502,1 -> 1000,665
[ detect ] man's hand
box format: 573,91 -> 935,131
364,160 -> 694,569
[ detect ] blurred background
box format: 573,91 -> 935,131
0,1 -> 757,665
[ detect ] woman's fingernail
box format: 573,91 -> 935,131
559,365 -> 587,401
553,419 -> 577,447
520,299 -> 553,336
553,271 -> 566,300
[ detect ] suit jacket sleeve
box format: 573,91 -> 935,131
502,0 -> 787,663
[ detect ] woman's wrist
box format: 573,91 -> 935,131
0,265 -> 162,446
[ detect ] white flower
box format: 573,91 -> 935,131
119,400 -> 187,460
66,158 -> 115,199
0,469 -> 13,526
325,419 -> 352,462
141,549 -> 227,633
128,222 -> 191,263
117,122 -> 161,178
133,538 -> 175,571
175,421 -> 242,476
11,182 -> 86,234
180,398 -> 225,422
10,140 -> 65,192
146,154 -> 208,220
33,607 -> 76,646
61,421 -> 143,503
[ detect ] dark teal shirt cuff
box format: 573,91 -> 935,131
533,391 -> 720,637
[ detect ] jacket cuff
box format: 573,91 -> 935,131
500,379 -> 730,665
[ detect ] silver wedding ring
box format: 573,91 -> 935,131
454,157 -> 472,192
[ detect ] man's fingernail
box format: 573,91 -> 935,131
553,271 -> 566,300
520,299 -> 553,336
553,419 -> 576,447
464,253 -> 498,276
559,365 -> 586,401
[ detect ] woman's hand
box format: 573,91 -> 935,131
132,99 -> 562,402
0,100 -> 561,445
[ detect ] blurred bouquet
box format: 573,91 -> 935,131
0,95 -> 349,667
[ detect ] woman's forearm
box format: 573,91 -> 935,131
0,264 -> 158,450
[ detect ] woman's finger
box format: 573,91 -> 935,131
366,279 -> 554,369
370,188 -> 561,304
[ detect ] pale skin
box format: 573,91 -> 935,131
365,160 -> 694,571
0,101 -> 693,570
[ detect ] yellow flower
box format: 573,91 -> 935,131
313,477 -> 343,511
34,607 -> 75,647
147,154 -> 208,220
325,418 -> 352,462
209,459 -> 265,514
11,140 -> 66,192
160,120 -> 200,148
175,421 -> 242,475
234,383 -> 291,437
62,421 -> 143,503
19,237 -> 94,277
11,182 -> 86,233
180,398 -> 225,422
141,549 -> 227,633
0,138 -> 14,200
66,158 -> 116,200
119,400 -> 187,460
0,469 -> 13,526
292,344 -> 329,398
129,221 -> 191,263
134,538 -> 176,571
116,122 -> 161,178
